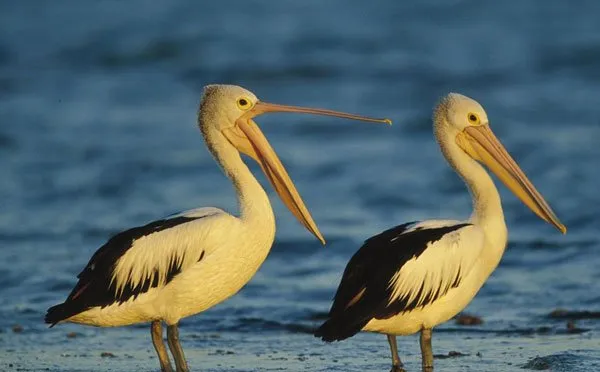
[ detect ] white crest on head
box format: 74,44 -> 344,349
434,93 -> 489,132
199,84 -> 259,130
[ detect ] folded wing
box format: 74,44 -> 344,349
45,207 -> 223,325
315,220 -> 484,341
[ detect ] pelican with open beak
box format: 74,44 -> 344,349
45,84 -> 391,372
315,93 -> 565,372
221,97 -> 389,243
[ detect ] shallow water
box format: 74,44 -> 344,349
1,1 -> 599,371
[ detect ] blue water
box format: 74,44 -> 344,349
1,1 -> 599,371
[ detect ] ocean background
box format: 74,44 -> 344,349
1,1 -> 599,371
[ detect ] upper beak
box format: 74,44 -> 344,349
456,125 -> 566,234
223,101 -> 392,245
244,101 -> 392,125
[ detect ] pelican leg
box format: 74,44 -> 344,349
151,321 -> 174,372
167,323 -> 190,372
420,328 -> 434,371
387,335 -> 406,372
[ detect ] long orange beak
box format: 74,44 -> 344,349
246,102 -> 393,124
456,125 -> 566,234
223,101 -> 391,244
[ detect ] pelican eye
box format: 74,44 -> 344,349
236,97 -> 252,110
467,113 -> 480,125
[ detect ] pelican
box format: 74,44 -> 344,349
315,93 -> 566,371
45,84 -> 390,372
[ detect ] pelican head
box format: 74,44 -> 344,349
436,93 -> 566,234
199,84 -> 391,244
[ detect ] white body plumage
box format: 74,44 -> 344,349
69,204 -> 275,327
363,220 -> 503,335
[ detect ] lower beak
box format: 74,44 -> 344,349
224,119 -> 325,243
456,125 -> 566,234
222,101 -> 391,245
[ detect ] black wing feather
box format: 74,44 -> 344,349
315,222 -> 470,341
45,216 -> 206,325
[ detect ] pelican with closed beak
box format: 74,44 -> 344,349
315,93 -> 565,371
